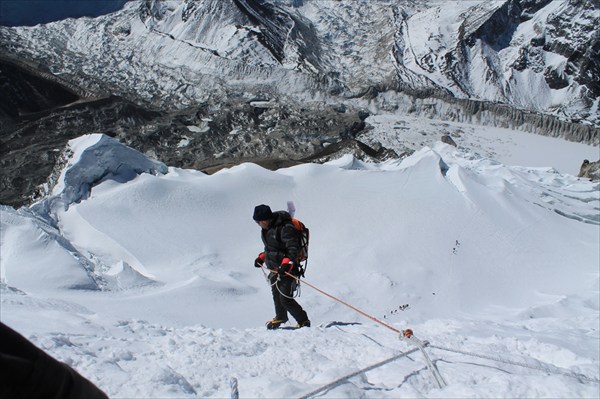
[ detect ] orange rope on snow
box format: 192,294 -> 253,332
262,265 -> 403,334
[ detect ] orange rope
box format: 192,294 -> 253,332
262,265 -> 402,334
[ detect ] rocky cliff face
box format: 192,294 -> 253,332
578,159 -> 600,181
0,0 -> 598,207
0,59 -> 370,206
392,0 -> 599,124
4,0 -> 595,119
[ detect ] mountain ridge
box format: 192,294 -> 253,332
0,0 -> 598,208
2,0 -> 597,122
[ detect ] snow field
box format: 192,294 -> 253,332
1,130 -> 599,398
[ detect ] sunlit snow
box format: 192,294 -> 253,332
1,123 -> 599,398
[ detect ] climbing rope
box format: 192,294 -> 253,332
229,377 -> 239,399
297,346 -> 422,399
275,278 -> 301,299
256,265 -> 599,393
428,344 -> 600,384
261,265 -> 404,334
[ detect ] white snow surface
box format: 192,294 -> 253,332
1,128 -> 599,398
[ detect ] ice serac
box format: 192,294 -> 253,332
39,133 -> 167,208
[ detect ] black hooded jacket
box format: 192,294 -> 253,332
261,211 -> 301,270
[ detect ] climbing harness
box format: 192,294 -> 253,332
262,266 -> 302,299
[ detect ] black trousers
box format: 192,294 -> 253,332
269,273 -> 309,324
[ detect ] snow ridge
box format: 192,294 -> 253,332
1,134 -> 598,397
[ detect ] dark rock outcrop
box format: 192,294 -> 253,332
0,58 -> 79,130
441,135 -> 457,147
577,159 -> 600,181
302,138 -> 403,165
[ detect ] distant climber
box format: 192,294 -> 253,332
252,204 -> 311,330
0,322 -> 108,399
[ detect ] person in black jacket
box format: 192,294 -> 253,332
0,322 -> 108,399
253,204 -> 310,330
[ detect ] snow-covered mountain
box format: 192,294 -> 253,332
1,0 -> 597,122
1,2 -> 599,396
1,0 -> 598,208
1,130 -> 599,397
393,0 -> 599,120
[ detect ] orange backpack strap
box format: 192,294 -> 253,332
291,218 -> 303,230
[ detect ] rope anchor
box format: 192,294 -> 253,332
400,333 -> 447,389
262,266 -> 448,389
258,265 -> 448,391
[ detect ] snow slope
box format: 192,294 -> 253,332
360,114 -> 600,176
1,131 -> 599,398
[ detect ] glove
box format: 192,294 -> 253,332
254,252 -> 265,268
277,258 -> 293,275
